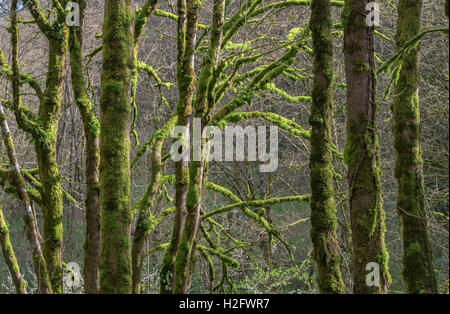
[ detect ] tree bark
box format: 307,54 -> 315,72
36,35 -> 68,295
343,0 -> 390,293
129,0 -> 166,294
99,0 -> 134,294
392,0 -> 437,294
160,0 -> 198,294
172,0 -> 225,293
26,0 -> 70,294
309,0 -> 345,294
68,0 -> 101,294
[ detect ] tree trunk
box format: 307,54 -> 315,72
172,0 -> 224,293
160,0 -> 198,294
99,0 -> 134,294
68,0 -> 101,294
6,0 -> 52,294
309,0 -> 345,294
25,1 -> 70,293
392,0 -> 437,294
130,0 -> 164,294
36,35 -> 68,294
343,0 -> 390,293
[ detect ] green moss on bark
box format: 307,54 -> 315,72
171,0 -> 204,294
309,0 -> 345,294
392,0 -> 437,294
98,0 -> 134,294
68,0 -> 101,294
343,0 -> 390,294
36,28 -> 69,296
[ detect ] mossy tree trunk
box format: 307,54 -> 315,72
309,0 -> 345,294
129,0 -> 167,294
37,39 -> 67,295
28,0 -> 69,294
160,0 -> 197,293
98,0 -> 134,294
343,0 -> 390,293
6,0 -> 52,294
172,0 -> 225,294
68,0 -> 101,294
392,0 -> 437,294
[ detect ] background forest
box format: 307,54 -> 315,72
0,0 -> 448,294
